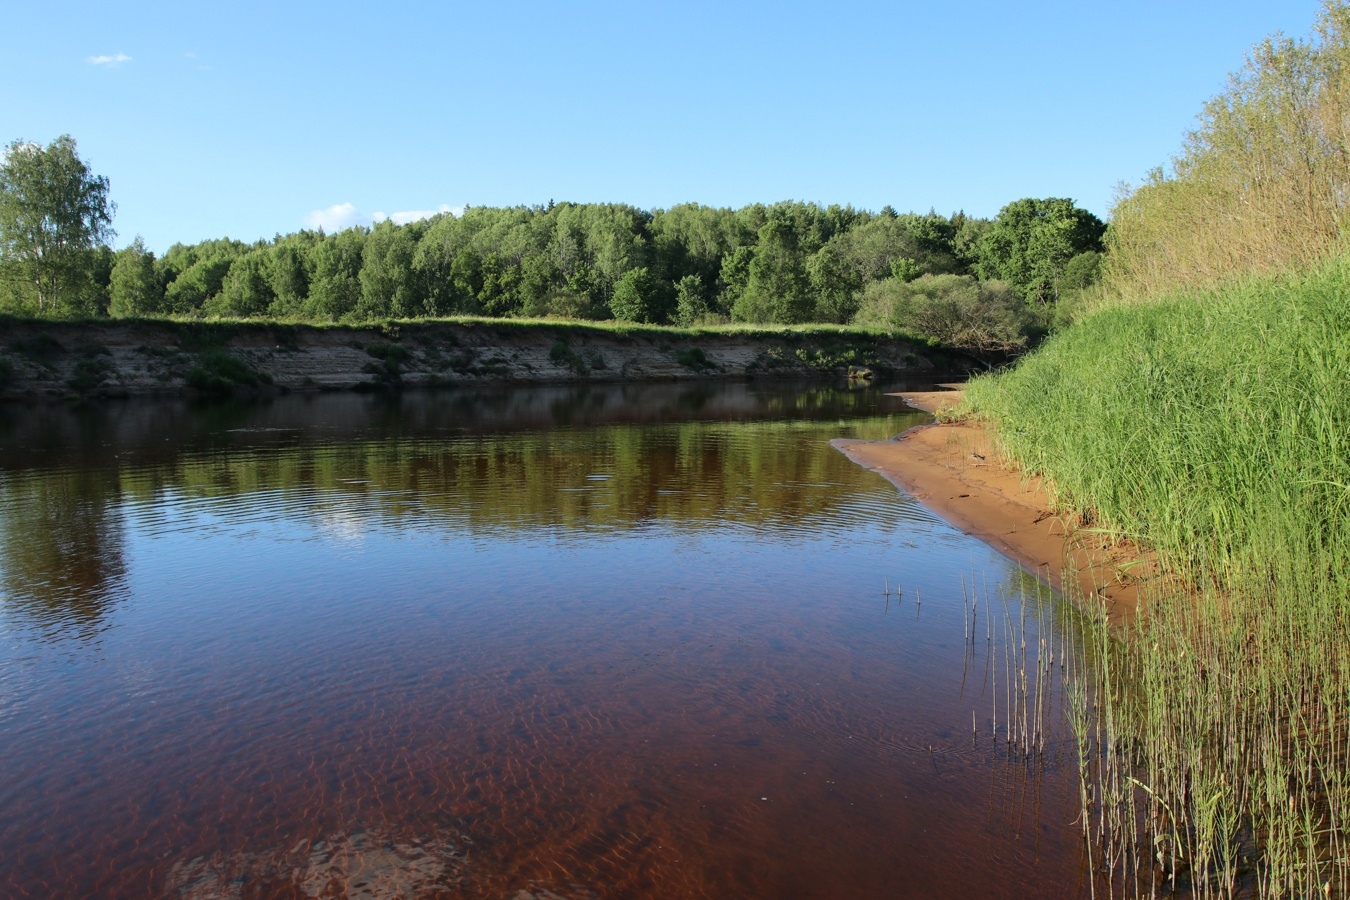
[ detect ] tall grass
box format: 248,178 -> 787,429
965,256 -> 1350,896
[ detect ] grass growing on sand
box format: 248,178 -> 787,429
965,256 -> 1350,897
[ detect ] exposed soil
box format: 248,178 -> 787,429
835,388 -> 1155,625
0,319 -> 958,402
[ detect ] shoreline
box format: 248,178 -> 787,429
835,388 -> 1150,624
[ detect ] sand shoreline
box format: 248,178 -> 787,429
834,388 -> 1148,623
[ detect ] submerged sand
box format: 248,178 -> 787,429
834,388 -> 1149,624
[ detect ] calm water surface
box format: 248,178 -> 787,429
0,382 -> 1091,898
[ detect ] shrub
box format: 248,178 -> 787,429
853,274 -> 1025,357
186,349 -> 269,393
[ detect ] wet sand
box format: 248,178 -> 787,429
834,388 -> 1150,625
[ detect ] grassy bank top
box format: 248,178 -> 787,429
0,312 -> 936,346
966,254 -> 1350,587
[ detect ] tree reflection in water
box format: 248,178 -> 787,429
0,467 -> 128,641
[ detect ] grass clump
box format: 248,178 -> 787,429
186,349 -> 271,393
365,342 -> 410,373
966,255 -> 1350,897
674,346 -> 715,372
548,339 -> 589,375
66,344 -> 113,394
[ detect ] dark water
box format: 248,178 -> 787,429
0,382 -> 1090,898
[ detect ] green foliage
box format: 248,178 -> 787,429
66,344 -> 112,393
185,348 -> 270,393
211,250 -> 274,318
305,228 -> 366,321
109,237 -> 162,317
356,220 -> 424,320
365,341 -> 411,378
974,198 -> 1106,303
263,234 -> 317,317
548,339 -> 589,375
674,346 -> 716,371
889,258 -> 922,282
672,274 -> 709,326
1,168 -> 1093,343
162,241 -> 244,314
853,274 -> 1025,358
734,220 -> 813,324
0,135 -> 115,315
608,266 -> 658,322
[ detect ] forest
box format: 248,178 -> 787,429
0,140 -> 1105,352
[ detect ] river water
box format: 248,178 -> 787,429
0,381 -> 1091,898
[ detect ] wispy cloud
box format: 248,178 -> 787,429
87,53 -> 132,67
304,202 -> 461,231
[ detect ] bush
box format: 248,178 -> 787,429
853,274 -> 1026,356
675,346 -> 716,371
608,267 -> 660,323
548,339 -> 588,375
366,342 -> 410,374
1105,4 -> 1350,300
186,349 -> 270,393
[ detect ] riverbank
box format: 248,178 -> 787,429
834,387 -> 1152,625
955,255 -> 1350,895
0,317 -> 962,402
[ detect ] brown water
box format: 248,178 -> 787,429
0,382 -> 1093,898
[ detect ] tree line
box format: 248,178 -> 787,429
1,136 -> 1106,350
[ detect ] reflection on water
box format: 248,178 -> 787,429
0,381 -> 1091,898
0,468 -> 128,641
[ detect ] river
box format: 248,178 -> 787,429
0,381 -> 1090,898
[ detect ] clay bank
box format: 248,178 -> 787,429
0,318 -> 967,402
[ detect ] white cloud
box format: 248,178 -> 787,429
304,202 -> 462,231
304,202 -> 370,231
375,204 -> 464,225
87,53 -> 132,67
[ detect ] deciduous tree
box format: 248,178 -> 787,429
0,135 -> 115,313
974,198 -> 1105,303
109,237 -> 161,317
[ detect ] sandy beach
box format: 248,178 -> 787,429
834,387 -> 1149,624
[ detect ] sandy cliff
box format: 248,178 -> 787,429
0,319 -> 960,401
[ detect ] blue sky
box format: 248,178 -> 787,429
1,0 -> 1327,253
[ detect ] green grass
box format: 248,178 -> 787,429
0,310 -> 929,345
965,255 -> 1350,897
186,349 -> 272,393
365,342 -> 411,377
